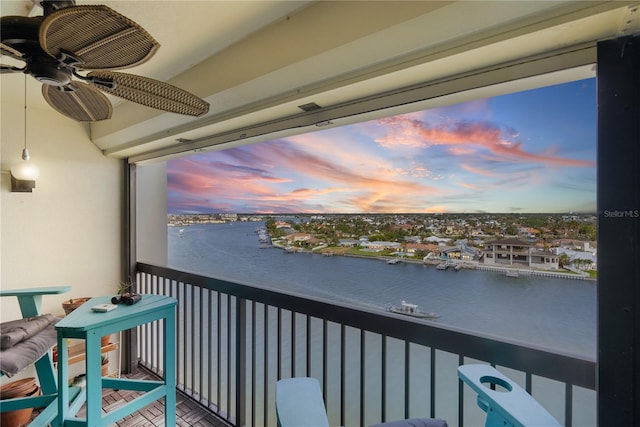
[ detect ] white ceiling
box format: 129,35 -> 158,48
2,1 -> 639,162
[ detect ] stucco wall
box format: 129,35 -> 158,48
0,83 -> 123,333
136,162 -> 168,266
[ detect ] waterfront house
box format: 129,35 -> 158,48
554,247 -> 599,271
459,245 -> 481,262
362,241 -> 402,251
553,239 -> 598,252
482,238 -> 560,270
1,2 -> 638,426
440,246 -> 462,260
338,238 -> 359,248
285,233 -> 312,244
404,243 -> 439,257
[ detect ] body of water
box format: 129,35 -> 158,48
168,221 -> 596,358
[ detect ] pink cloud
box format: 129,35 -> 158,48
169,139 -> 448,214
459,182 -> 481,190
374,116 -> 595,167
448,146 -> 477,156
459,163 -> 501,177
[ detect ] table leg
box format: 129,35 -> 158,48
56,335 -> 69,427
164,312 -> 177,425
85,331 -> 103,425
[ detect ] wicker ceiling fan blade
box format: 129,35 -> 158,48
88,71 -> 210,117
1,41 -> 25,60
39,5 -> 159,70
42,82 -> 112,122
1,64 -> 25,73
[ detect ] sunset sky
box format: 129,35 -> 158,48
167,78 -> 596,214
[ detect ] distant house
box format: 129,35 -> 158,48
553,239 -> 597,253
440,246 -> 461,259
425,225 -> 440,233
470,229 -> 484,237
519,227 -> 540,238
220,213 -> 238,221
338,239 -> 359,247
459,245 -> 480,261
404,236 -> 422,244
425,236 -> 450,244
445,225 -> 464,235
482,238 -> 559,269
393,224 -> 413,232
285,233 -> 312,243
554,247 -> 598,270
362,241 -> 402,251
404,243 -> 439,255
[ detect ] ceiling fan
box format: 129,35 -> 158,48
1,0 -> 209,121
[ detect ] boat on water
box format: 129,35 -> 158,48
385,301 -> 439,319
505,270 -> 519,278
387,258 -> 401,265
436,263 -> 448,270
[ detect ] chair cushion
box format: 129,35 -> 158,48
1,314 -> 58,349
0,317 -> 60,376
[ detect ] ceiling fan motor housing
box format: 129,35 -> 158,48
28,58 -> 72,86
39,1 -> 77,16
1,15 -> 41,54
1,15 -> 72,86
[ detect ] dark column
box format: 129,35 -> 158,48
122,161 -> 138,373
597,35 -> 639,426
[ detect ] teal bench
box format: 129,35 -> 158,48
276,377 -> 330,427
457,364 -> 561,427
0,286 -> 82,427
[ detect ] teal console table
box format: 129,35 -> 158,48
55,294 -> 177,426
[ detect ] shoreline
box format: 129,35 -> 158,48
271,240 -> 594,281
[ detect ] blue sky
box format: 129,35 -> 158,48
168,78 -> 596,214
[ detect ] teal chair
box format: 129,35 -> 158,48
0,287 -> 82,426
276,377 -> 330,427
458,364 -> 561,427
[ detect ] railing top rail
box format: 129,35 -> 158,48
136,262 -> 595,389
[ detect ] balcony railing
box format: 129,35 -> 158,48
135,262 -> 596,427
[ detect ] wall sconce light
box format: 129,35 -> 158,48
10,77 -> 39,192
11,148 -> 40,192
